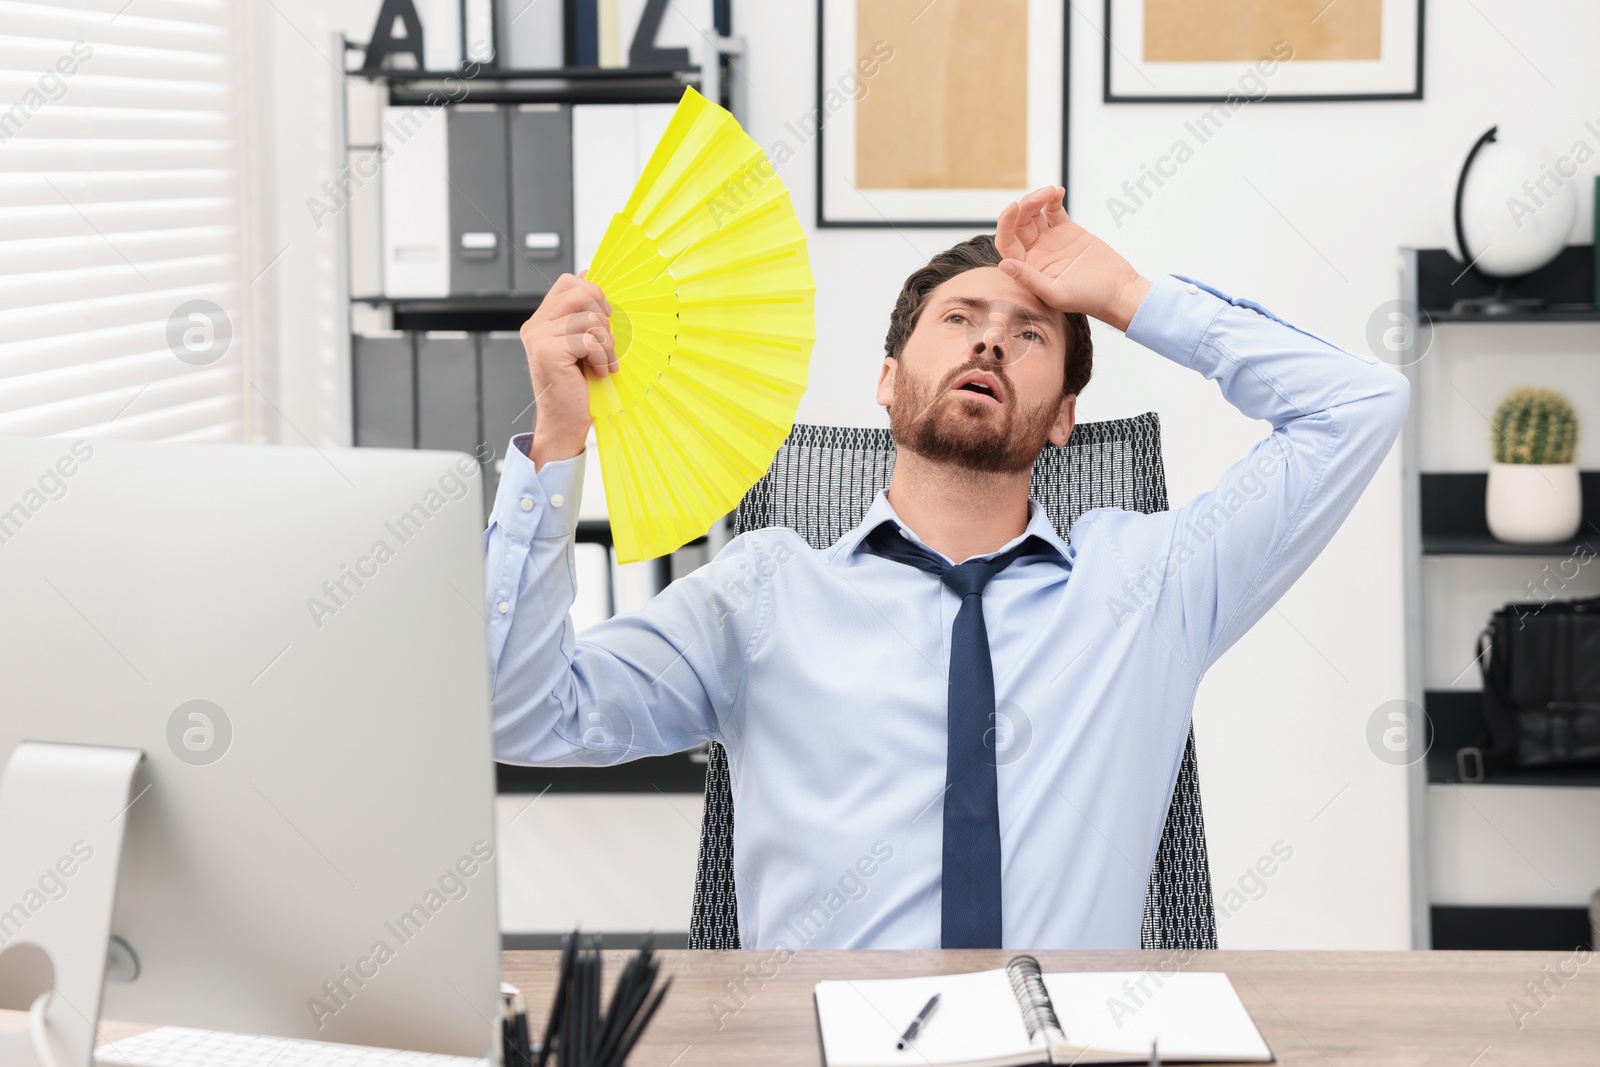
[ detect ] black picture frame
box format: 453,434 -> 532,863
816,0 -> 1071,229
1102,0 -> 1425,104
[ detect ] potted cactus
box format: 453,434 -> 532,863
1486,386 -> 1581,543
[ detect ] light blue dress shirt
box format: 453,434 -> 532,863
483,273 -> 1410,950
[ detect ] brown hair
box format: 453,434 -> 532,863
883,234 -> 1092,398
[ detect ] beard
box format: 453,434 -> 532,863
887,359 -> 1062,474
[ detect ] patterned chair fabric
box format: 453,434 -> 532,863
687,415 -> 1218,951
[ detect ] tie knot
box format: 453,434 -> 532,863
941,558 -> 1004,598
946,535 -> 1051,595
862,522 -> 1054,594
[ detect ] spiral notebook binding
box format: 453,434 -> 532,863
1005,955 -> 1063,1043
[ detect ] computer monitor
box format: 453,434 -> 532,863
0,436 -> 501,1058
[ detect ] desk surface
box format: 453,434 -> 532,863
503,948 -> 1598,1066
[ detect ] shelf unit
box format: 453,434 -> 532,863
1420,470 -> 1600,557
1398,245 -> 1600,951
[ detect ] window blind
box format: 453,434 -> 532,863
0,0 -> 247,442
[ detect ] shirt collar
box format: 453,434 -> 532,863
825,488 -> 1074,569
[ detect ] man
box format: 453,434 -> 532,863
485,186 -> 1409,950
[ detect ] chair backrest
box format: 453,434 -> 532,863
687,415 -> 1218,951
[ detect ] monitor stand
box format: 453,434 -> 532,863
0,742 -> 142,1067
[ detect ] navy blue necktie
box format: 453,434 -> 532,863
863,521 -> 1052,948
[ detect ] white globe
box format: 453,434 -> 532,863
1459,139 -> 1577,277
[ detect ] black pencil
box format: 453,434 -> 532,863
590,943 -> 603,1066
612,940 -> 655,1026
578,937 -> 592,1067
537,932 -> 577,1067
606,976 -> 671,1067
569,953 -> 582,1067
603,976 -> 673,1067
576,946 -> 592,1067
515,1007 -> 532,1067
585,939 -> 602,1066
598,943 -> 658,1067
593,948 -> 643,1063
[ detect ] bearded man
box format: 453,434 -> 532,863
484,186 -> 1409,950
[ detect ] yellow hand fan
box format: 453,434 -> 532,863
583,86 -> 815,563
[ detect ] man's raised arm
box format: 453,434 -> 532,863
1094,274 -> 1409,675
996,186 -> 1409,677
484,274 -> 768,765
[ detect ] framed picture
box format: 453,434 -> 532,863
1104,0 -> 1424,103
817,0 -> 1068,228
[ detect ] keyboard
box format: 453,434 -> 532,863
95,1025 -> 489,1066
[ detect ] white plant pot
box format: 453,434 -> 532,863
1485,461 -> 1582,543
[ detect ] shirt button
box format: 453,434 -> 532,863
520,498 -> 534,512
550,493 -> 564,508
497,601 -> 510,614
1185,283 -> 1199,295
899,528 -> 911,539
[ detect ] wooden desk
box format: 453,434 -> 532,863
503,948 -> 1600,1066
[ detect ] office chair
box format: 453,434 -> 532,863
687,414 -> 1219,952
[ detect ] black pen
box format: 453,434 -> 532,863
897,993 -> 941,1050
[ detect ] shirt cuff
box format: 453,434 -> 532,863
491,433 -> 585,540
1124,274 -> 1231,369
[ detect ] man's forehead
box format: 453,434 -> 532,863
922,266 -> 1058,320
927,288 -> 1058,324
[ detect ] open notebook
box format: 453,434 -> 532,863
814,957 -> 1274,1067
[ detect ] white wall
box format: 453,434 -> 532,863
1430,785 -> 1600,908
249,0 -> 1600,947
496,794 -> 704,933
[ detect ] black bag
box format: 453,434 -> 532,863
1472,594 -> 1600,780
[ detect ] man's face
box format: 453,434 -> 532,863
876,266 -> 1076,474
